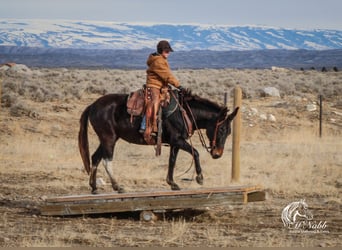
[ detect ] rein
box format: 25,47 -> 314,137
184,98 -> 229,152
169,90 -> 197,180
184,101 -> 211,153
170,90 -> 227,153
169,91 -> 210,153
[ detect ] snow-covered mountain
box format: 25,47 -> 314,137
1,19 -> 341,51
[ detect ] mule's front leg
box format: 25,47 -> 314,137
182,142 -> 204,186
192,148 -> 203,185
166,146 -> 181,190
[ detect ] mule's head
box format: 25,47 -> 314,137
207,107 -> 239,159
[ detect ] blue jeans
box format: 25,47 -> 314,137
140,115 -> 146,130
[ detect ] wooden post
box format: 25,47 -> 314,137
319,95 -> 323,138
231,86 -> 242,183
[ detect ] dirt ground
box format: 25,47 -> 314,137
0,67 -> 341,247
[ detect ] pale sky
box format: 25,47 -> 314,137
1,0 -> 341,29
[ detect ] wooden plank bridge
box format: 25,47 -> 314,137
40,185 -> 265,217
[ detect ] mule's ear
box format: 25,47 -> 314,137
227,107 -> 239,121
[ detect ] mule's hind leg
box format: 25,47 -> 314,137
103,159 -> 125,193
100,136 -> 126,193
90,145 -> 103,194
90,144 -> 125,194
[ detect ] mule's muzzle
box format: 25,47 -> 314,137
211,147 -> 224,159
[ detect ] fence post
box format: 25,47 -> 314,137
231,86 -> 242,183
319,95 -> 323,138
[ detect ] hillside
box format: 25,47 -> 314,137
1,19 -> 341,69
1,19 -> 341,50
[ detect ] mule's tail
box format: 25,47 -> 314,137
78,105 -> 91,175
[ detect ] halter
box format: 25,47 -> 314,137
211,116 -> 229,149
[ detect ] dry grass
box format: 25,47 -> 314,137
240,129 -> 341,196
0,66 -> 341,247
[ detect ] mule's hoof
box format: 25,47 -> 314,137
91,189 -> 98,195
171,184 -> 181,190
196,175 -> 204,185
113,184 -> 125,193
117,186 -> 126,193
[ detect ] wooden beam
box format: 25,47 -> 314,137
45,185 -> 261,203
40,185 -> 265,216
248,189 -> 266,202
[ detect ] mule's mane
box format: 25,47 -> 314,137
183,89 -> 223,111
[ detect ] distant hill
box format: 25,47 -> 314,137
1,19 -> 341,50
1,19 -> 341,69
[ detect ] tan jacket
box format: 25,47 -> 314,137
146,53 -> 180,89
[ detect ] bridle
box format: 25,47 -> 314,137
211,116 -> 229,149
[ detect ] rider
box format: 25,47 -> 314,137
141,40 -> 183,144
